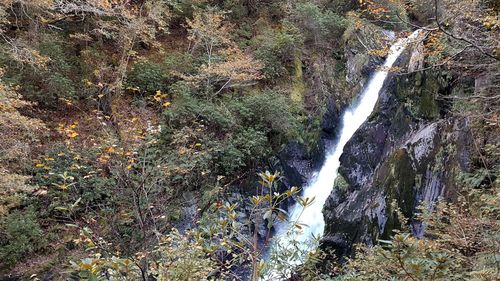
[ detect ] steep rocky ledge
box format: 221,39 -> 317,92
321,43 -> 473,258
279,22 -> 394,190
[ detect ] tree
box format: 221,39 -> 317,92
185,8 -> 262,94
291,2 -> 347,47
0,0 -> 171,92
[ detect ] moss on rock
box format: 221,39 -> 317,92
383,149 -> 417,218
395,71 -> 443,120
291,51 -> 305,105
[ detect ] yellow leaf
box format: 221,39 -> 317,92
68,132 -> 79,138
84,79 -> 93,87
80,262 -> 92,270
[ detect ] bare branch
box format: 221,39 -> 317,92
434,0 -> 499,61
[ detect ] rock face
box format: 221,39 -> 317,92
278,26 -> 468,260
322,64 -> 472,257
321,97 -> 341,141
344,24 -> 395,91
279,141 -> 315,189
279,22 -> 397,190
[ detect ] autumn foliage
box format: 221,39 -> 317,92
0,0 -> 498,280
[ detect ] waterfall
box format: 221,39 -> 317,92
265,30 -> 422,279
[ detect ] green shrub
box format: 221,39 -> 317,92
126,61 -> 167,95
223,0 -> 248,19
212,128 -> 269,174
168,0 -> 207,18
31,147 -> 114,217
227,90 -> 301,140
1,34 -> 80,107
160,89 -> 303,187
0,208 -> 46,267
38,39 -> 72,74
292,3 -> 347,45
327,0 -> 359,14
12,70 -> 77,107
46,72 -> 77,100
163,88 -> 235,131
163,52 -> 197,79
164,89 -> 301,148
253,24 -> 304,79
35,35 -> 78,105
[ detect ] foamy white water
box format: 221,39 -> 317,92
265,30 -> 421,279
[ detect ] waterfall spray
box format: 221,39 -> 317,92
265,30 -> 422,280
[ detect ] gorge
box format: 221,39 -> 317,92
269,30 -> 422,276
0,1 -> 497,280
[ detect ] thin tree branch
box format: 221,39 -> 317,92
434,0 -> 499,61
396,45 -> 472,75
396,12 -> 438,32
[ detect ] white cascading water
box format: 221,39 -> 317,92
266,30 -> 421,279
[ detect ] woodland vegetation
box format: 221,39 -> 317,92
0,0 -> 498,280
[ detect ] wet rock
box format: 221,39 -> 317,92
172,191 -> 199,232
344,22 -> 394,88
324,115 -> 471,257
321,98 -> 341,140
345,50 -> 369,86
279,141 -> 314,189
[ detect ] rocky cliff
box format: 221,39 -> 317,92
321,43 -> 473,258
279,21 -> 395,190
